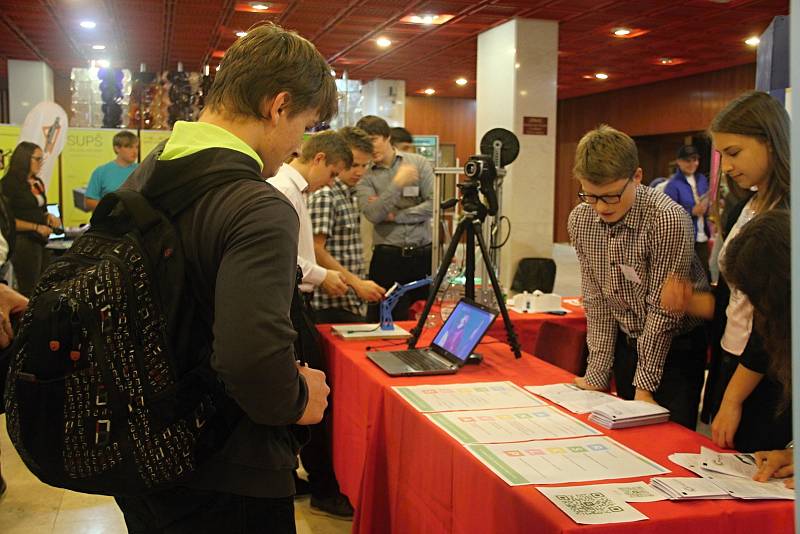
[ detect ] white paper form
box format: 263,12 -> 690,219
393,381 -> 544,413
466,436 -> 670,486
425,406 -> 600,444
525,383 -> 615,414
549,481 -> 666,503
537,486 -> 648,525
701,472 -> 795,500
650,477 -> 732,500
699,447 -> 758,478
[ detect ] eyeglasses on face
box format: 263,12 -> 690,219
578,177 -> 633,205
31,156 -> 43,162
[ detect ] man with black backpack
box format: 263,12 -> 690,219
4,23 -> 335,534
114,24 -> 336,533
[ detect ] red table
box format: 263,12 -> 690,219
318,326 -> 793,534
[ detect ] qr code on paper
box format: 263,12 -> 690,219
555,492 -> 624,515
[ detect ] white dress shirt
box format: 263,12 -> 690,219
267,163 -> 327,293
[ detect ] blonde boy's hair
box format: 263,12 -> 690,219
573,124 -> 638,185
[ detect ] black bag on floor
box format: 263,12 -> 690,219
3,178 -> 244,496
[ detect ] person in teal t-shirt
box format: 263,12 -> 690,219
85,130 -> 139,210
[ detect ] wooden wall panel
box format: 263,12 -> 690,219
553,63 -> 757,242
405,96 -> 476,169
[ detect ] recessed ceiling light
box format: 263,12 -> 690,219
613,28 -> 631,36
455,78 -> 468,86
410,14 -> 438,24
97,59 -> 110,68
236,31 -> 248,37
423,88 -> 435,95
80,20 -> 96,29
376,37 -> 392,48
659,57 -> 673,64
595,72 -> 609,80
745,36 -> 760,47
92,44 -> 106,50
250,2 -> 269,9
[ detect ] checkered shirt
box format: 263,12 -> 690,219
308,179 -> 365,315
568,185 -> 708,392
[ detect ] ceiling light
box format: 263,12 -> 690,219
376,37 -> 392,48
455,78 -> 468,86
659,57 -> 673,64
92,44 -> 106,50
250,2 -> 269,9
236,31 -> 248,37
745,36 -> 760,47
423,88 -> 435,95
613,28 -> 631,36
80,20 -> 96,29
594,72 -> 609,80
410,14 -> 438,24
97,59 -> 110,68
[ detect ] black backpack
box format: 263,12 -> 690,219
3,176 -> 245,496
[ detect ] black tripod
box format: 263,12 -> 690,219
407,181 -> 522,358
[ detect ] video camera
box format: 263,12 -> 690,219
456,128 -> 519,220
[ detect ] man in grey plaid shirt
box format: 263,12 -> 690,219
569,125 -> 708,430
309,127 -> 385,323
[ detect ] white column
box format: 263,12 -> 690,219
8,60 -> 54,125
476,18 -> 558,290
361,79 -> 406,126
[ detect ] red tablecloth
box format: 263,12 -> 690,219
409,297 -> 587,354
318,325 -> 793,534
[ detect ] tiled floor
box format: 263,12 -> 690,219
0,415 -> 352,534
0,244 -> 582,533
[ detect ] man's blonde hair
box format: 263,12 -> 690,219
573,124 -> 638,185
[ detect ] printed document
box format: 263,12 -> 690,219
394,381 -> 543,412
425,406 -> 600,444
525,383 -> 615,414
537,486 -> 648,525
466,436 -> 670,486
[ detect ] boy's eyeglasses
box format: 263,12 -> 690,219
578,177 -> 633,205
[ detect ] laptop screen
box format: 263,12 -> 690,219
46,204 -> 62,239
432,299 -> 498,362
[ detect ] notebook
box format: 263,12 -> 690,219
367,298 -> 498,377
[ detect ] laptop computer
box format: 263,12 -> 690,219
367,298 -> 499,377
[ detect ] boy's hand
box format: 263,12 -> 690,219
574,376 -> 604,391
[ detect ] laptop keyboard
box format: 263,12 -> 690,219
391,350 -> 449,371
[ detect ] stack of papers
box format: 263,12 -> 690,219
650,477 -> 731,500
666,447 -> 795,500
588,399 -> 670,429
525,383 -> 615,414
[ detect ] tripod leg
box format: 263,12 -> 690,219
471,219 -> 523,358
465,221 -> 475,300
408,218 -> 467,348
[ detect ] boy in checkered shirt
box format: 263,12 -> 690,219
568,124 -> 708,429
308,127 -> 385,323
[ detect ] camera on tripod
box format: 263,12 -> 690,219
461,154 -> 499,217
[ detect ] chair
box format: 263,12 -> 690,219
533,320 -> 588,376
511,258 -> 556,294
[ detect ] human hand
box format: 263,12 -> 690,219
753,449 -> 794,482
386,212 -> 396,222
711,400 -> 742,449
295,364 -> 330,425
35,223 -> 51,239
47,213 -> 62,229
634,388 -> 659,405
661,273 -> 692,313
353,279 -> 385,302
321,270 -> 348,297
574,376 -> 604,391
692,200 -> 708,216
392,164 -> 419,188
0,284 -> 27,349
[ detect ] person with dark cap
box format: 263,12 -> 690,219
664,145 -> 710,280
390,126 -> 415,153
